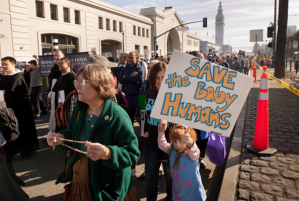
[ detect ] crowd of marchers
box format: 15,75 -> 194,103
0,48 -> 259,201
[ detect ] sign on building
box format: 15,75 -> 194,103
151,50 -> 254,137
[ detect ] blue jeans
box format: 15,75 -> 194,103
145,138 -> 173,201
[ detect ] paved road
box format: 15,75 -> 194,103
14,111 -> 227,200
235,68 -> 299,200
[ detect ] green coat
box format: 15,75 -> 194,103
56,99 -> 140,201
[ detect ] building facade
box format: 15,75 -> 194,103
0,0 -> 200,62
200,41 -> 221,55
140,7 -> 200,56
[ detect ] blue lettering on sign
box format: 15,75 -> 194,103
145,98 -> 161,126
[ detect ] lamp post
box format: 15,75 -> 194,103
154,19 -> 206,56
121,31 -> 124,53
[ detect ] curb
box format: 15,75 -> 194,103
218,97 -> 248,201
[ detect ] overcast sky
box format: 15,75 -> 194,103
107,0 -> 299,52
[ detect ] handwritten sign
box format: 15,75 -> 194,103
151,50 -> 254,137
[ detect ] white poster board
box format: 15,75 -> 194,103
151,50 -> 254,137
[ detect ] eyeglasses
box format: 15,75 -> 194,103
73,79 -> 89,87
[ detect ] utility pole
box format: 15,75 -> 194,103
272,0 -> 277,68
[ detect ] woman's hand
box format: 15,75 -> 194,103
158,120 -> 167,132
85,142 -> 112,161
182,133 -> 194,149
46,132 -> 64,146
144,132 -> 149,138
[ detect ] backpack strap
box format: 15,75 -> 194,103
118,88 -> 129,111
62,90 -> 77,128
55,102 -> 64,128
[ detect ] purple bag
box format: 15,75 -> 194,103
207,132 -> 226,165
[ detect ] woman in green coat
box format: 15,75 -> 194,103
47,63 -> 140,201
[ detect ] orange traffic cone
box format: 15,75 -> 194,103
265,61 -> 267,66
253,65 -> 257,82
263,66 -> 267,72
253,72 -> 269,150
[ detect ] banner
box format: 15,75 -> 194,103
16,61 -> 26,69
151,50 -> 254,137
39,52 -> 90,77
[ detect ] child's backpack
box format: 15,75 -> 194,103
114,87 -> 129,111
55,90 -> 78,131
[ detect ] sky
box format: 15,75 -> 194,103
106,0 -> 299,52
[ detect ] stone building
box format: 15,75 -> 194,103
0,0 -> 200,62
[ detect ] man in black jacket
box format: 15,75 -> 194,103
219,56 -> 229,68
48,49 -> 64,131
229,56 -> 241,72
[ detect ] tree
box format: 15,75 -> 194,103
274,0 -> 289,78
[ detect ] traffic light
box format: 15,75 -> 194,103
267,26 -> 273,38
203,18 -> 207,28
156,45 -> 158,50
268,42 -> 272,48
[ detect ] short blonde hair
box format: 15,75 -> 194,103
76,64 -> 117,99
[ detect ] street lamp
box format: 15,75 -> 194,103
154,18 -> 207,56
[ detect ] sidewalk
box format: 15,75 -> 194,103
222,68 -> 299,200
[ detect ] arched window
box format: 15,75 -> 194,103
41,34 -> 78,55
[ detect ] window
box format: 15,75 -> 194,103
142,28 -> 145,37
99,17 -> 103,29
146,29 -> 149,38
193,41 -> 199,47
75,10 -> 80,24
144,46 -> 148,58
106,18 -> 110,30
119,22 -> 123,32
41,34 -> 78,55
113,20 -> 117,32
63,7 -> 69,23
36,1 -> 44,18
138,27 -> 141,36
133,26 -> 136,35
187,40 -> 192,46
135,45 -> 140,54
50,4 -> 57,20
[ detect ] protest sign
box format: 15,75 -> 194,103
39,52 -> 90,77
16,61 -> 26,69
151,50 -> 254,137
